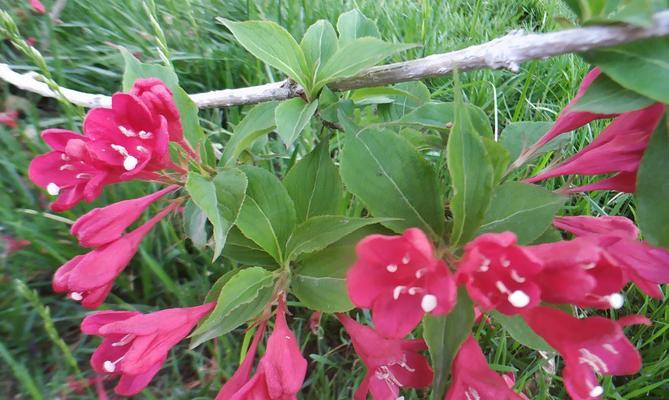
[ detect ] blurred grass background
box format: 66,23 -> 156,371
0,0 -> 667,398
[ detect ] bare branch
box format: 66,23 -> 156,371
2,10 -> 668,109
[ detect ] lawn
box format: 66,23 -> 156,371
1,0 -> 667,399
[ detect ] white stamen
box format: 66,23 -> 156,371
136,145 -> 149,153
386,264 -> 398,273
579,348 -> 608,373
69,292 -> 83,301
393,286 -> 405,300
500,257 -> 511,267
510,269 -> 526,283
415,268 -> 427,279
495,280 -> 510,294
408,287 -> 421,295
123,155 -> 138,171
607,293 -> 624,309
103,356 -> 125,373
60,154 -> 71,161
421,294 -> 438,312
508,290 -> 530,308
465,387 -> 481,400
401,254 -> 410,264
602,343 -> 618,354
46,182 -> 60,196
111,144 -> 129,155
112,334 -> 136,347
138,130 -> 153,139
479,264 -> 489,272
589,385 -> 604,397
59,164 -> 74,171
118,126 -> 136,137
583,262 -> 597,270
76,173 -> 92,179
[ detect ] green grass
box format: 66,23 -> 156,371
1,0 -> 667,398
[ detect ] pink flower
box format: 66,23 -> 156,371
71,185 -> 178,247
457,232 -> 542,315
2,235 -> 30,256
529,238 -> 626,309
445,336 -> 525,400
336,314 -> 433,400
215,322 -> 267,400
524,306 -> 649,400
526,103 -> 665,193
53,202 -> 178,308
29,0 -> 46,14
217,297 -> 307,399
554,216 -> 669,298
0,110 -> 18,128
81,302 -> 215,396
346,228 -> 456,338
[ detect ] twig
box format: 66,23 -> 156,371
2,10 -> 669,109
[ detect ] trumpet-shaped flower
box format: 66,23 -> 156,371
347,228 -> 456,338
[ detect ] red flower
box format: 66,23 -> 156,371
0,110 -> 18,128
526,103 -> 665,193
529,238 -> 626,309
457,232 -> 542,315
2,235 -> 30,256
81,303 -> 215,396
71,185 -> 178,247
53,203 -> 178,308
29,0 -> 46,14
554,216 -> 669,298
445,336 -> 525,400
347,228 -> 456,338
215,322 -> 267,400
218,298 -> 307,399
337,314 -> 433,400
524,306 -> 649,400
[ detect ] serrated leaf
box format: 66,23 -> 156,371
340,129 -> 444,237
204,269 -> 240,303
292,275 -> 353,313
223,227 -> 278,266
478,182 -> 566,244
286,216 -> 390,260
220,102 -> 278,167
447,76 -> 495,246
637,115 -> 669,248
284,140 -> 343,222
500,121 -> 570,167
218,18 -> 309,89
423,287 -> 475,399
573,72 -> 655,114
236,166 -> 297,264
336,9 -> 380,45
185,169 -> 247,260
491,311 -> 554,352
190,267 -> 275,348
275,98 -> 318,147
300,19 -> 338,91
582,37 -> 669,103
183,200 -> 208,249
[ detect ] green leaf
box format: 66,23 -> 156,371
423,287 -> 475,399
286,216 -> 389,260
637,115 -> 669,248
340,129 -> 444,237
350,87 -> 417,106
482,138 -> 511,184
566,0 -> 654,27
398,102 -> 492,137
275,98 -> 318,147
223,227 -> 278,266
573,73 -> 655,113
120,48 -> 205,150
478,182 -> 566,245
218,18 -> 309,89
315,38 -> 414,89
236,166 -> 297,264
500,121 -> 570,164
283,140 -> 343,222
220,102 -> 278,167
378,81 -> 432,121
183,200 -> 208,249
336,9 -> 380,45
291,225 -> 384,312
492,311 -> 554,352
204,269 -> 240,303
582,37 -> 669,103
185,169 -> 247,261
300,19 -> 338,89
447,77 -> 495,247
190,267 -> 275,348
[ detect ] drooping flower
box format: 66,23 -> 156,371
554,215 -> 669,298
445,336 -> 525,400
0,110 -> 18,128
215,322 -> 267,400
2,234 -> 31,257
29,0 -> 46,14
218,297 -> 307,399
71,185 -> 178,247
337,313 -> 433,400
526,103 -> 665,193
53,202 -> 178,308
81,302 -> 215,396
529,238 -> 627,309
347,228 -> 456,338
524,306 -> 649,400
457,232 -> 542,315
